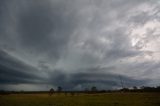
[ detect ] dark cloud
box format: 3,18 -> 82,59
0,0 -> 7,38
48,70 -> 148,90
16,0 -> 78,59
0,49 -> 44,84
0,0 -> 160,90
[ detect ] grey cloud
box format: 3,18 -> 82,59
0,0 -> 160,90
48,70 -> 148,90
128,7 -> 159,26
0,0 -> 79,60
16,0 -> 78,59
0,49 -> 44,85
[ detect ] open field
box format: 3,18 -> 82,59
0,93 -> 160,106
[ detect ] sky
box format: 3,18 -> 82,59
0,0 -> 160,91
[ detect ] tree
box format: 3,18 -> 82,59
91,86 -> 97,92
133,86 -> 137,90
84,88 -> 89,92
57,86 -> 62,92
49,88 -> 54,96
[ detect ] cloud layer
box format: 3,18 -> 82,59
0,0 -> 160,91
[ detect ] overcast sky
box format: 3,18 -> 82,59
0,0 -> 160,91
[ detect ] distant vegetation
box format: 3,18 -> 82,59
0,86 -> 160,95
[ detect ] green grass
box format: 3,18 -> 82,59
0,93 -> 160,106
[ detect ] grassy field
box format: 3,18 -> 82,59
0,93 -> 160,106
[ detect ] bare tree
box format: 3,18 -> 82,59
133,86 -> 138,90
119,75 -> 124,89
49,88 -> 54,96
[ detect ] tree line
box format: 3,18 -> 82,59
0,85 -> 160,95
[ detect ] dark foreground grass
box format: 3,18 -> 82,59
0,93 -> 160,106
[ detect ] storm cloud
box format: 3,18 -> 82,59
0,50 -> 45,84
0,0 -> 160,91
48,69 -> 148,90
